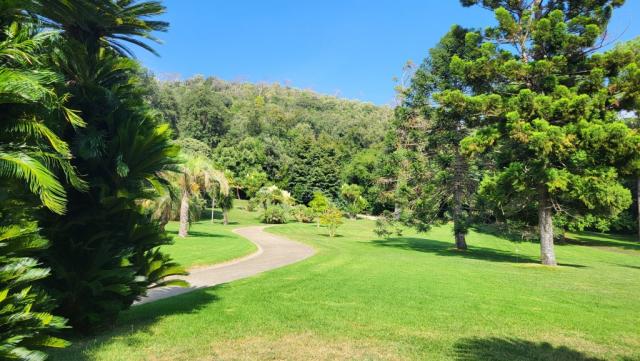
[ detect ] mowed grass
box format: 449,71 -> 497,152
53,209 -> 640,361
161,200 -> 260,268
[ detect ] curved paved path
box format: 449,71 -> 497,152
137,226 -> 315,305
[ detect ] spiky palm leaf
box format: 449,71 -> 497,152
34,0 -> 168,57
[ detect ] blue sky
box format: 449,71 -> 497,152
136,1 -> 640,105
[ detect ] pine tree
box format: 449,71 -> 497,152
458,0 -> 640,265
399,25 -> 487,250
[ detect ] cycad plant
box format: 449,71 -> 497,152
0,7 -> 84,359
28,0 -> 186,332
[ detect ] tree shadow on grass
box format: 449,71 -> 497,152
54,286 -> 221,360
166,230 -> 225,238
473,224 -> 640,253
454,337 -> 604,361
562,232 -> 640,253
371,237 -> 586,268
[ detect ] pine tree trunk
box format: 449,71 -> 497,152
538,185 -> 557,266
211,197 -> 216,223
178,191 -> 189,238
223,209 -> 229,225
452,152 -> 468,250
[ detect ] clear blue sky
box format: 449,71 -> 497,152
136,0 -> 640,105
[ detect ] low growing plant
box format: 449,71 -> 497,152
291,205 -> 315,223
261,205 -> 288,224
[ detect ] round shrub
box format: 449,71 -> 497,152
291,205 -> 315,223
261,205 -> 288,224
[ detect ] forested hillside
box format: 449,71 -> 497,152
145,76 -> 395,209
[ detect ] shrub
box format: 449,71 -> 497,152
374,211 -> 403,239
0,214 -> 69,360
292,205 -> 315,223
261,206 -> 288,224
320,207 -> 344,237
246,199 -> 258,212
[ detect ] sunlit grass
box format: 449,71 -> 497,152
54,207 -> 640,361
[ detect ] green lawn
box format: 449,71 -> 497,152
161,200 -> 260,268
53,208 -> 640,361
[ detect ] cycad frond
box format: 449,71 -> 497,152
0,150 -> 66,214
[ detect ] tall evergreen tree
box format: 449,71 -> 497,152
458,0 -> 640,265
398,26 -> 486,250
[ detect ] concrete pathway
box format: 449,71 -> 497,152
136,226 -> 316,305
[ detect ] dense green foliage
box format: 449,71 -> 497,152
397,26 -> 483,250
0,3 -> 82,358
261,205 -> 288,224
394,0 -> 640,264
1,1 -> 188,351
146,76 -> 393,207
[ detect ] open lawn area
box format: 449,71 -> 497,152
161,202 -> 259,268
53,206 -> 640,361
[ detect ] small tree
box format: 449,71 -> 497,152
309,191 -> 330,228
219,192 -> 234,225
242,170 -> 268,198
340,184 -> 368,219
320,207 -> 344,237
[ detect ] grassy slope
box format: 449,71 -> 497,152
54,212 -> 640,361
161,201 -> 259,268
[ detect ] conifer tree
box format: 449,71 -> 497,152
458,0 -> 640,265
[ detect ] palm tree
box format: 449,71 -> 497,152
173,157 -> 229,237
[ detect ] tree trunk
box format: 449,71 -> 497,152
637,176 -> 640,242
452,151 -> 468,250
211,196 -> 216,223
538,185 -> 557,266
223,209 -> 229,225
393,203 -> 401,221
178,191 -> 189,238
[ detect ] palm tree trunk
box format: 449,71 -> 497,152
211,196 -> 216,223
178,192 -> 189,238
538,185 -> 557,266
223,209 -> 229,225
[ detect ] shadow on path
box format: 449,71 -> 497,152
371,237 -> 585,268
454,337 -> 604,361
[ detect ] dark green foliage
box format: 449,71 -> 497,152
456,0 -> 640,264
0,205 -> 68,361
176,82 -> 230,148
28,0 -> 187,332
147,77 -> 393,208
173,137 -> 213,158
287,128 -> 341,204
396,26 -> 483,249
261,205 -> 288,224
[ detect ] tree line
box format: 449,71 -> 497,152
144,75 -> 397,211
